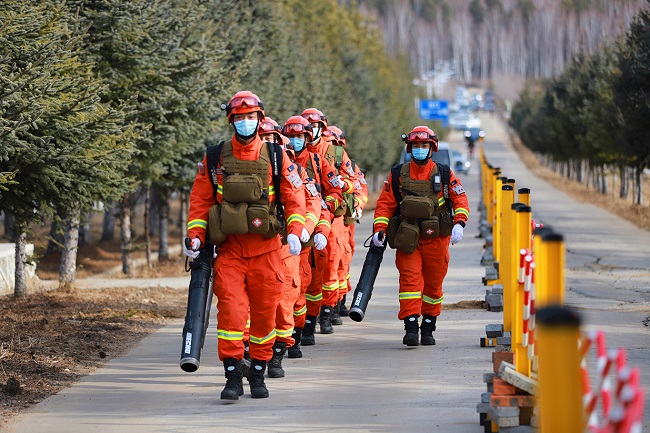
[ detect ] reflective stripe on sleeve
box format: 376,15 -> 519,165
188,219 -> 207,230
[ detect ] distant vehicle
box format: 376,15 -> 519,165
400,141 -> 455,169
449,111 -> 471,130
466,116 -> 482,129
463,127 -> 485,159
452,149 -> 471,175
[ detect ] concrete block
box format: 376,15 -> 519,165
486,383 -> 493,393
485,267 -> 498,279
487,405 -> 520,428
491,284 -> 504,295
499,362 -> 538,395
496,336 -> 511,345
481,392 -> 491,403
495,344 -> 510,352
485,323 -> 504,338
483,372 -> 496,383
477,402 -> 490,413
492,405 -> 520,418
500,426 -> 534,433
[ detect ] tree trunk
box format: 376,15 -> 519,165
59,206 -> 80,293
101,201 -> 117,241
120,194 -> 133,275
14,230 -> 28,298
3,211 -> 15,241
79,210 -> 93,247
149,186 -> 161,237
144,187 -> 152,268
619,166 -> 629,200
634,166 -> 643,205
158,193 -> 170,261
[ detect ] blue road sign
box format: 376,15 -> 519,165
419,99 -> 449,126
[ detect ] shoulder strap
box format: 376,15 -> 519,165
206,141 -> 225,196
390,163 -> 403,204
436,163 -> 451,201
334,145 -> 344,169
351,159 -> 357,171
267,141 -> 285,223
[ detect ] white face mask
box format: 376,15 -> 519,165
233,119 -> 258,138
311,125 -> 321,140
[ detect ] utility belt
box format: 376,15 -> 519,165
386,195 -> 454,254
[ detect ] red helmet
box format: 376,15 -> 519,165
282,115 -> 313,142
258,117 -> 282,142
328,126 -> 344,146
402,125 -> 438,152
301,107 -> 328,130
222,91 -> 265,122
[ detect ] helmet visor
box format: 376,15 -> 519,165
407,130 -> 435,142
303,112 -> 324,123
259,121 -> 281,134
283,123 -> 310,135
230,96 -> 262,110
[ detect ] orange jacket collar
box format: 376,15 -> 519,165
231,134 -> 263,160
409,158 -> 435,179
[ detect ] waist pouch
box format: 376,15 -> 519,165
247,204 -> 270,235
394,221 -> 419,254
222,174 -> 263,203
344,216 -> 356,226
401,196 -> 434,219
343,193 -> 355,218
221,202 -> 249,235
208,204 -> 227,246
386,216 -> 400,249
439,210 -> 454,236
265,213 -> 284,239
420,217 -> 440,239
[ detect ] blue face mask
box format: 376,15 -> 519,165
289,137 -> 305,152
411,147 -> 430,161
233,119 -> 258,138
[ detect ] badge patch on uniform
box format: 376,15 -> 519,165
321,199 -> 328,210
329,175 -> 344,188
288,164 -> 295,172
327,172 -> 334,178
452,184 -> 465,195
197,162 -> 205,175
360,177 -> 367,185
287,172 -> 302,188
252,218 -> 263,228
346,166 -> 355,176
306,183 -> 318,197
451,179 -> 458,185
355,181 -> 361,190
383,181 -> 390,191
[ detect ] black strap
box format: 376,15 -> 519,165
206,141 -> 225,196
390,163 -> 403,215
313,153 -> 325,193
267,141 -> 285,225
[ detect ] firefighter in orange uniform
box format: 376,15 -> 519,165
301,108 -> 361,336
372,126 -> 469,346
257,118 -> 321,378
185,91 -> 306,400
282,115 -> 342,349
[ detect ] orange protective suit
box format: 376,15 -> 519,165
187,135 -> 306,362
373,159 -> 469,320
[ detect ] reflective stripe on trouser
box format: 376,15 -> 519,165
214,245 -> 283,362
276,253 -> 301,347
320,216 -> 344,308
293,248 -> 312,329
395,237 -> 450,320
337,224 -> 353,301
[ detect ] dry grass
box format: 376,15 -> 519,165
510,135 -> 650,232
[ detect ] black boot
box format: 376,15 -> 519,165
339,294 -> 350,317
302,316 -> 317,346
319,305 -> 334,334
420,315 -> 437,345
249,359 -> 269,398
331,301 -> 343,325
288,328 -> 303,358
220,358 -> 244,400
242,340 -> 251,380
268,342 -> 287,378
403,315 -> 419,346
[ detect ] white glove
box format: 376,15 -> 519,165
287,233 -> 301,256
450,224 -> 464,245
356,208 -> 363,220
183,238 -> 201,259
372,230 -> 386,247
300,227 -> 311,243
313,233 -> 328,250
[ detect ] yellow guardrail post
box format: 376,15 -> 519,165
514,205 -> 532,377
540,232 -> 565,307
537,305 -> 583,433
488,169 -> 501,233
518,187 -> 531,207
499,185 -> 515,333
493,176 -> 505,265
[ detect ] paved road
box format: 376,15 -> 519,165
4,113 -> 649,433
